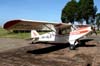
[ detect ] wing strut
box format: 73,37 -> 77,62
43,24 -> 56,32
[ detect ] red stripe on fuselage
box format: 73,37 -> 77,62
70,30 -> 89,35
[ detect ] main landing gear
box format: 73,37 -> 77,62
69,44 -> 75,50
69,39 -> 79,50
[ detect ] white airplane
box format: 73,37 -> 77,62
3,19 -> 96,50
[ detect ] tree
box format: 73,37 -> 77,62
78,0 -> 97,24
75,0 -> 84,24
96,13 -> 100,30
61,0 -> 78,24
61,0 -> 97,24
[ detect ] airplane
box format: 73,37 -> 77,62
3,19 -> 96,50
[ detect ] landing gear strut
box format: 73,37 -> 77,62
69,40 -> 79,50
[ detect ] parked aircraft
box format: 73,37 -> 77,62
3,19 -> 96,50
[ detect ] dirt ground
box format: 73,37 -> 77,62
0,34 -> 100,66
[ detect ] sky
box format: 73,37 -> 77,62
0,0 -> 100,26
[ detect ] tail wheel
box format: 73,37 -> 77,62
32,41 -> 37,44
32,37 -> 39,44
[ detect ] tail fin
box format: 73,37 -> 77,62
31,30 -> 39,38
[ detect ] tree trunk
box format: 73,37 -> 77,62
86,19 -> 89,24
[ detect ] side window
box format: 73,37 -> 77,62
58,28 -> 62,35
57,27 -> 71,35
62,27 -> 71,35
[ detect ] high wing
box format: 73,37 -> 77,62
3,19 -> 72,31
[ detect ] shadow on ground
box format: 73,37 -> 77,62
27,39 -> 96,54
27,43 -> 69,54
77,39 -> 96,47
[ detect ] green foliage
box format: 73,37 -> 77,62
61,0 -> 78,23
79,0 -> 96,24
96,13 -> 100,30
61,0 -> 97,24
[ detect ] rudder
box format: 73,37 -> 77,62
31,30 -> 39,38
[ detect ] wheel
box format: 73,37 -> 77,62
32,38 -> 39,44
69,44 -> 75,50
32,41 -> 37,44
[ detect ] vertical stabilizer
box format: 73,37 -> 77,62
31,30 -> 39,38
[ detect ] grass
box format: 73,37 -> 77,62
0,27 -> 30,39
0,27 -> 47,39
97,30 -> 100,34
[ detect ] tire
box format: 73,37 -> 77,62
69,44 -> 75,50
32,41 -> 37,44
